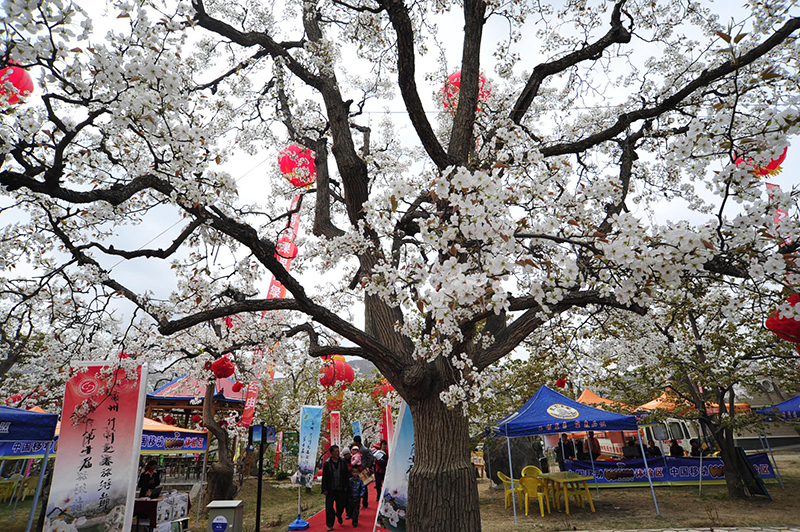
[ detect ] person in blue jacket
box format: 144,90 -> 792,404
347,465 -> 367,527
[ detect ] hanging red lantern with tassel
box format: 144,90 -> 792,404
211,356 -> 235,379
0,62 -> 34,104
191,414 -> 202,424
734,146 -> 788,177
232,381 -> 244,393
555,378 -> 567,389
278,144 -> 317,188
766,293 -> 800,343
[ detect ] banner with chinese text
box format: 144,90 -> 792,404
241,382 -> 260,427
375,402 -> 413,532
565,452 -> 776,486
330,411 -> 341,448
351,420 -> 362,440
296,405 -> 323,488
46,363 -> 147,532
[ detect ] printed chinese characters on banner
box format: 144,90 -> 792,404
45,364 -> 148,532
295,405 -> 323,488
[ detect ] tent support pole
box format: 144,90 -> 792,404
588,447 -> 599,496
25,446 -> 51,532
761,429 -> 784,489
505,434 -> 517,524
485,430 -> 493,502
195,450 -> 209,530
638,434 -> 660,516
10,458 -> 31,520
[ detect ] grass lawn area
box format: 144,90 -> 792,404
2,454 -> 797,531
480,454 -> 800,532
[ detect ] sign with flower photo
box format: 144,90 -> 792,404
45,363 -> 148,532
375,402 -> 413,532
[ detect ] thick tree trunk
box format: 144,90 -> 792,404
202,382 -> 238,503
713,425 -> 749,499
406,395 -> 481,532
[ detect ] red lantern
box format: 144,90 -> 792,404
211,356 -> 235,379
319,363 -> 337,387
766,293 -> 800,343
191,414 -> 202,424
278,144 -> 317,188
163,414 -> 175,425
555,378 -> 567,388
0,63 -> 34,104
232,381 -> 244,393
735,147 -> 788,177
441,71 -> 491,112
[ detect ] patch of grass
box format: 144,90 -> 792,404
479,455 -> 800,532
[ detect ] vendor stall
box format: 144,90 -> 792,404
0,405 -> 58,532
490,385 -> 660,522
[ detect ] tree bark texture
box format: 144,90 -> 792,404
406,395 -> 480,532
715,426 -> 750,499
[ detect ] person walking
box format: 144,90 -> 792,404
347,466 -> 367,527
321,445 -> 349,531
353,436 -> 373,508
373,440 -> 388,502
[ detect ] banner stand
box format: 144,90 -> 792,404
760,429 -> 785,489
505,432 -> 518,525
288,486 -> 309,530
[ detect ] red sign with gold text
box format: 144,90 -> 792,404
45,364 -> 147,532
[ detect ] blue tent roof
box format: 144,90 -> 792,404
756,393 -> 800,422
492,385 -> 639,437
0,405 -> 58,442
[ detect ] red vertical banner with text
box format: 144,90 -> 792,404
330,411 -> 341,448
384,405 -> 394,452
241,382 -> 260,427
46,363 -> 148,532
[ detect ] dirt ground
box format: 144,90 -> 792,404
479,454 -> 800,532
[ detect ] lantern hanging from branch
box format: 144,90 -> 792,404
734,146 -> 788,177
278,144 -> 317,188
555,378 -> 567,389
232,381 -> 244,393
441,70 -> 491,112
211,356 -> 235,379
765,293 -> 800,343
0,63 -> 34,104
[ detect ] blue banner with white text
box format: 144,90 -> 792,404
296,405 -> 323,488
565,452 -> 775,485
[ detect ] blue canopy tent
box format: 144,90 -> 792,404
753,393 -> 800,489
490,385 -> 659,521
756,393 -> 800,421
0,405 -> 58,532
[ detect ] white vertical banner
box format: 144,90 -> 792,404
385,404 -> 395,452
374,402 -> 413,532
330,411 -> 341,448
46,362 -> 148,532
295,405 -> 323,488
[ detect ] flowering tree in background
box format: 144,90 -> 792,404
572,283 -> 799,497
2,0 -> 800,528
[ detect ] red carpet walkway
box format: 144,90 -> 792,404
302,501 -> 388,532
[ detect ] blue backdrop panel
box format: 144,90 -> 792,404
565,453 -> 776,485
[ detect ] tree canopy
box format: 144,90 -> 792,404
2,0 -> 799,529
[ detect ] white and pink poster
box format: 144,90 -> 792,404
329,411 -> 341,448
45,363 -> 148,532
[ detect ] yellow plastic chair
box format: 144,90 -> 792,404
552,481 -> 585,514
496,471 -> 523,509
19,477 -> 39,500
519,476 -> 551,517
521,465 -> 542,478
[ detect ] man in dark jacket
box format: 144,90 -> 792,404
321,445 -> 349,531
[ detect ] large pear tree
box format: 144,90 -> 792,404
2,0 -> 800,529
